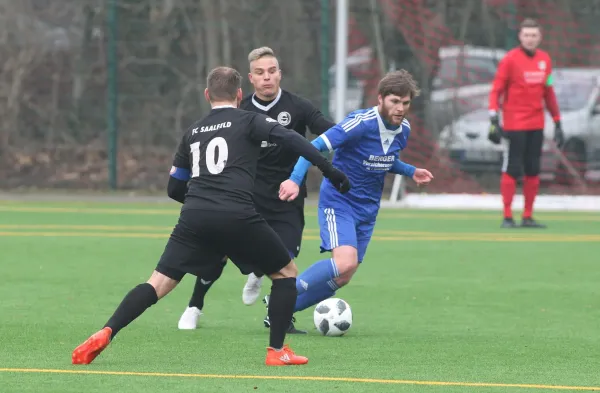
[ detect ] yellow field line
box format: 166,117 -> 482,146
2,225 -> 599,241
1,205 -> 600,221
0,231 -> 599,243
0,206 -> 178,215
372,213 -> 600,222
0,368 -> 598,391
0,231 -> 167,239
0,224 -> 174,231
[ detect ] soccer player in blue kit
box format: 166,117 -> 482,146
277,70 -> 434,315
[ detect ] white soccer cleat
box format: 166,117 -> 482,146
178,307 -> 203,330
242,273 -> 265,305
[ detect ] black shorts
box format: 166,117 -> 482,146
228,204 -> 304,276
258,203 -> 305,257
502,129 -> 544,178
155,208 -> 292,281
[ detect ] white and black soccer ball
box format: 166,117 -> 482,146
313,298 -> 352,337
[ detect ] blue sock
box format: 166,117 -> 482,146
294,258 -> 340,312
295,279 -> 339,312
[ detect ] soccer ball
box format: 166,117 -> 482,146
313,298 -> 352,337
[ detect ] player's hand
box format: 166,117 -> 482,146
488,115 -> 503,145
412,168 -> 434,186
279,179 -> 300,202
554,120 -> 564,148
321,166 -> 351,194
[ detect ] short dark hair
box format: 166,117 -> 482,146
206,67 -> 242,102
520,18 -> 541,31
377,70 -> 420,99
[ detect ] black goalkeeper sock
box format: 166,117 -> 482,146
104,283 -> 158,339
268,277 -> 297,349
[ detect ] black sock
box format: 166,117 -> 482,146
188,277 -> 215,310
104,283 -> 158,339
188,262 -> 225,309
268,277 -> 297,349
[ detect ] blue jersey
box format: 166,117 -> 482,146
319,107 -> 412,220
289,106 -> 416,261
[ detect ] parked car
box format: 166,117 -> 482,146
437,68 -> 600,183
328,45 -> 506,129
429,45 -> 506,134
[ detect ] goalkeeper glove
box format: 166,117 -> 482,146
554,120 -> 564,148
488,114 -> 503,145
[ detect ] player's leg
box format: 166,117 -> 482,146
258,210 -> 307,333
521,129 -> 546,228
264,261 -> 307,365
293,206 -> 357,313
500,131 -> 526,227
229,259 -> 267,306
242,271 -> 265,304
72,241 -> 185,365
332,219 -> 375,285
105,269 -> 179,338
223,214 -> 307,365
238,197 -> 269,300
242,207 -> 303,305
178,258 -> 227,330
72,209 -> 215,365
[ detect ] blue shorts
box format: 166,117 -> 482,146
318,205 -> 376,263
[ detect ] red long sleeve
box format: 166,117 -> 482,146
544,86 -> 561,122
488,57 -> 510,114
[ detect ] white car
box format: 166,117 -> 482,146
438,68 -> 600,183
328,45 -> 507,128
430,46 -> 506,132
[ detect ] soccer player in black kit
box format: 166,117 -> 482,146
177,47 -> 335,334
71,66 -> 350,366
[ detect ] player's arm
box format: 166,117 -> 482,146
288,115 -> 366,185
544,79 -> 560,121
249,114 -> 350,193
389,159 -> 434,186
268,125 -> 333,171
167,134 -> 191,204
543,58 -> 560,121
299,97 -> 335,135
488,56 -> 510,118
389,159 -> 416,177
487,56 -> 510,144
541,58 -> 564,148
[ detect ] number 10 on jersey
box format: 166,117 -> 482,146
190,137 -> 229,177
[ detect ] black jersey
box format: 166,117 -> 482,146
240,89 -> 334,210
171,106 -> 331,212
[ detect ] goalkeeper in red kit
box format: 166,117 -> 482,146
488,18 -> 564,228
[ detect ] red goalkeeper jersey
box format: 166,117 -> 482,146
488,47 -> 560,131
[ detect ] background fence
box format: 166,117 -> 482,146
1,0 -> 600,196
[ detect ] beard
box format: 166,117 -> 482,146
380,105 -> 404,126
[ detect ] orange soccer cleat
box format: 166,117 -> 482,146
265,344 -> 308,366
72,327 -> 112,365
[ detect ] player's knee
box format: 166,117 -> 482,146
203,261 -> 226,282
334,266 -> 358,287
269,260 -> 298,280
331,246 -> 359,276
147,270 -> 179,299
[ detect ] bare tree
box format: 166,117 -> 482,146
0,0 -> 71,149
